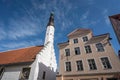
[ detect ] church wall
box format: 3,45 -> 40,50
29,44 -> 56,80
1,64 -> 30,80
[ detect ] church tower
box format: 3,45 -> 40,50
44,12 -> 54,45
29,13 -> 57,80
44,12 -> 57,72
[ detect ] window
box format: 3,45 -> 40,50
88,59 -> 97,70
65,62 -> 71,71
101,57 -> 112,69
42,71 -> 46,79
19,67 -> 31,80
65,49 -> 70,56
76,60 -> 84,71
96,43 -> 104,52
73,38 -> 78,44
0,67 -> 5,79
85,45 -> 92,53
82,36 -> 88,42
74,47 -> 80,55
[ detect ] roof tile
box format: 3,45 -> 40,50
0,46 -> 43,65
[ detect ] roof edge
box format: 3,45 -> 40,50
0,45 -> 44,53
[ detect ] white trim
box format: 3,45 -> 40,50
95,42 -> 105,53
75,59 -> 84,72
64,61 -> 72,72
99,56 -> 112,70
82,35 -> 88,42
87,58 -> 97,70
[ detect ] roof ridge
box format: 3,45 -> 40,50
93,33 -> 109,37
0,45 -> 43,53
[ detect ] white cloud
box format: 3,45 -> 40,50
80,11 -> 89,21
8,17 -> 41,39
0,22 -> 7,40
102,9 -> 111,25
0,39 -> 43,51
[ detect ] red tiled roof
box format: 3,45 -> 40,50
0,46 -> 43,65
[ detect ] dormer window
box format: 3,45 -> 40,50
73,38 -> 78,44
82,36 -> 88,42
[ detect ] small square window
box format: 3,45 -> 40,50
85,45 -> 92,53
82,36 -> 88,42
96,43 -> 104,52
73,38 -> 78,44
19,67 -> 31,80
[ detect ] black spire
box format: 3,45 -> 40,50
47,12 -> 54,26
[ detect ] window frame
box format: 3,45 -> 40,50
85,45 -> 92,53
19,67 -> 31,80
82,36 -> 88,42
73,38 -> 78,44
88,59 -> 97,70
74,47 -> 81,55
96,43 -> 105,52
76,60 -> 84,71
65,48 -> 70,56
65,61 -> 72,72
100,57 -> 112,69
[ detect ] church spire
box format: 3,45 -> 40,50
47,12 -> 54,26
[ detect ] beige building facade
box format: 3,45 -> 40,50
57,29 -> 120,80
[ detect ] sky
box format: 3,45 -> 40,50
0,0 -> 120,64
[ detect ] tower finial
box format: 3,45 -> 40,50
47,12 -> 54,26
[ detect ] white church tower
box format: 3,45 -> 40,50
29,13 -> 57,80
44,12 -> 54,45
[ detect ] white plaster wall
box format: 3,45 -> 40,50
44,25 -> 54,45
29,42 -> 57,80
1,65 -> 29,80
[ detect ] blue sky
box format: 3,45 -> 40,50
0,0 -> 120,64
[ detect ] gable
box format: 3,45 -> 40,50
67,28 -> 91,38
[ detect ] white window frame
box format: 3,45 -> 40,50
87,59 -> 97,70
65,61 -> 72,72
84,45 -> 92,53
76,60 -> 84,71
65,48 -> 70,56
73,38 -> 78,44
96,43 -> 105,52
74,47 -> 81,55
82,36 -> 88,42
100,57 -> 112,69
